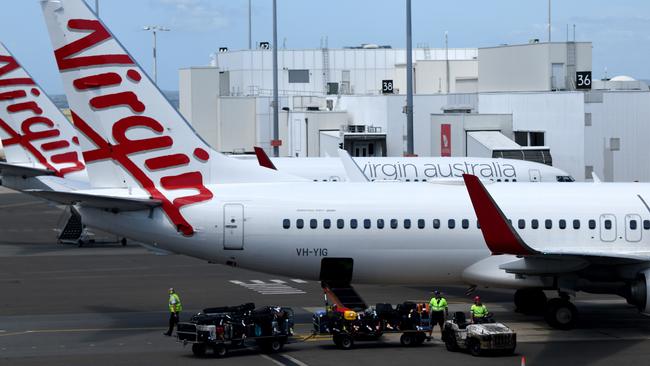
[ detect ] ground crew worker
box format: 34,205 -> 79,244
428,290 -> 448,338
164,287 -> 182,336
470,295 -> 489,323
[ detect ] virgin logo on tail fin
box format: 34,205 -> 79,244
0,42 -> 86,180
41,0 -> 216,236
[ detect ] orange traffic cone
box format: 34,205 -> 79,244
521,356 -> 526,366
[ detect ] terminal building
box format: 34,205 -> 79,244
179,40 -> 650,182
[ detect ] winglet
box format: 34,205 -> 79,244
462,174 -> 537,256
338,149 -> 369,182
591,172 -> 601,183
253,147 -> 277,170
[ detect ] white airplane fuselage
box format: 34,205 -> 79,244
77,181 -> 650,285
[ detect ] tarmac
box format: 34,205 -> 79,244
2,186 -> 650,365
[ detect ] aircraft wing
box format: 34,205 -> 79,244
25,189 -> 162,212
0,162 -> 55,178
462,174 -> 650,269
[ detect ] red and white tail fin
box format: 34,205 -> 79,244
0,42 -> 86,181
41,0 -> 301,236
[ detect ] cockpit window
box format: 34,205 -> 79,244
556,176 -> 575,182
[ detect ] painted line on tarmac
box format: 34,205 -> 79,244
0,327 -> 164,337
261,353 -> 309,366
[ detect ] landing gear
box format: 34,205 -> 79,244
544,297 -> 578,330
514,289 -> 547,315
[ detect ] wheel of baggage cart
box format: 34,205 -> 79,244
214,344 -> 228,358
399,333 -> 415,347
444,338 -> 459,352
191,343 -> 207,357
467,338 -> 482,357
414,332 -> 426,345
336,334 -> 354,350
259,339 -> 284,353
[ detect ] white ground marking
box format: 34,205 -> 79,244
281,354 -> 310,366
260,354 -> 286,366
291,279 -> 308,284
229,280 -> 306,295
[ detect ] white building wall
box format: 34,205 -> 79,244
178,67 -> 220,143
585,91 -> 650,182
478,92 -> 585,180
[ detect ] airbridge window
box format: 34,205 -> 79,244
433,219 -> 440,229
545,220 -> 552,229
448,219 -> 456,229
589,220 -> 596,229
337,219 -> 344,229
364,219 -> 371,229
391,219 -> 398,229
644,220 -> 650,230
418,219 -> 425,229
462,219 -> 469,229
518,219 -> 525,229
377,219 -> 385,229
283,219 -> 290,229
297,219 -> 304,229
324,219 -> 331,229
404,219 -> 412,229
350,219 -> 358,229
532,219 -> 539,229
310,219 -> 318,229
559,220 -> 566,230
573,220 -> 580,229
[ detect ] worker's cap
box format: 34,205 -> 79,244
474,295 -> 481,302
168,287 -> 175,292
434,290 -> 441,295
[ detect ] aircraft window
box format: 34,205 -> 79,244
545,219 -> 552,229
404,219 -> 412,229
448,219 -> 456,229
559,220 -> 566,230
310,219 -> 318,229
556,176 -> 575,182
406,179 -> 411,182
422,179 -> 428,182
497,179 -> 501,182
324,219 -> 331,229
462,219 -> 469,229
505,179 -> 509,182
377,219 -> 385,229
513,179 -> 517,182
604,220 -> 612,230
283,219 -> 290,229
573,219 -> 580,229
531,219 -> 539,229
518,219 -> 525,229
390,219 -> 398,229
414,179 -> 419,182
644,220 -> 650,230
588,220 -> 596,229
313,179 -> 318,182
350,219 -> 358,229
477,221 -> 481,229
630,220 -> 638,230
337,219 -> 344,229
418,219 -> 425,229
296,219 -> 304,229
364,219 -> 371,229
433,219 -> 440,229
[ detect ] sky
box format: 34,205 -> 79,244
2,0 -> 649,94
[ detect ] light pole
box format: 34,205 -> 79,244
405,0 -> 414,156
272,0 -> 279,157
143,25 -> 170,84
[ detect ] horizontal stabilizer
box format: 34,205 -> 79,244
0,162 -> 55,178
25,189 -> 161,211
462,174 -> 537,256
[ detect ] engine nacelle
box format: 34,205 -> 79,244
628,269 -> 650,314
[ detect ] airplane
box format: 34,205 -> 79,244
239,149 -> 574,183
37,0 -> 650,330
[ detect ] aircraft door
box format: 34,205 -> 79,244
529,169 -> 541,182
625,214 -> 642,242
599,214 -> 617,242
223,204 -> 244,250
